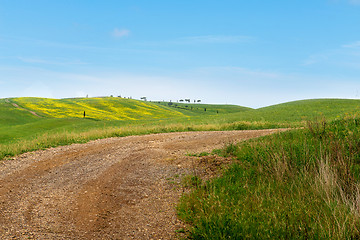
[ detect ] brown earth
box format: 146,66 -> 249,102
0,129 -> 286,239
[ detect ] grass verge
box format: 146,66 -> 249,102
177,115 -> 360,239
0,120 -> 287,160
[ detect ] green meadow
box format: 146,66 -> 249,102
1,97 -> 360,160
0,97 -> 252,159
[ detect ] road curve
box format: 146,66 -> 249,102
0,129 -> 286,239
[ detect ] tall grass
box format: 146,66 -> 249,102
0,120 -> 287,160
177,115 -> 360,239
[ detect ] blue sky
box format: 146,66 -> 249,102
1,0 -> 360,108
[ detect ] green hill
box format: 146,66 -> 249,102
12,97 -> 186,120
1,97 -> 360,160
0,98 -> 40,126
0,97 -> 250,149
222,98 -> 360,125
10,97 -> 249,120
153,101 -> 251,116
257,98 -> 360,120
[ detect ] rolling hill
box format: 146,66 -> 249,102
12,97 -> 185,120
221,98 -> 360,124
0,97 -> 250,150
1,97 -> 360,159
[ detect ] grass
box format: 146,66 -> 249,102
219,98 -> 360,126
13,97 -> 186,120
0,117 -> 287,160
1,97 -> 360,161
154,101 -> 251,115
0,98 -> 40,126
177,115 -> 360,239
0,97 -> 284,160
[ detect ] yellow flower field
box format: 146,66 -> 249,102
13,97 -> 184,120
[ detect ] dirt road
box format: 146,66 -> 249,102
0,129 -> 284,239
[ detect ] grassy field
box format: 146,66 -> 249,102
0,97 -> 258,159
178,116 -> 360,239
12,97 -> 187,120
0,98 -> 40,126
221,98 -> 360,125
154,101 -> 252,115
0,97 -> 360,160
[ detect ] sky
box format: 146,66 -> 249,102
1,0 -> 360,108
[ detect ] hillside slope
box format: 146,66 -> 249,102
1,97 -> 360,159
12,97 -> 186,120
0,97 -> 251,147
153,101 -> 252,116
223,98 -> 360,124
258,98 -> 360,119
0,99 -> 40,126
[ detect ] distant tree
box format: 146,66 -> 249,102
179,99 -> 184,102
110,95 -> 113,97
140,97 -> 147,101
185,99 -> 190,103
197,100 -> 201,103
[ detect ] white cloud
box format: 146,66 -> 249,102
303,53 -> 331,65
178,35 -> 253,44
342,41 -> 360,48
194,66 -> 280,79
330,0 -> 360,5
112,28 -> 130,38
22,82 -> 54,98
349,0 -> 360,5
303,41 -> 360,66
17,57 -> 87,65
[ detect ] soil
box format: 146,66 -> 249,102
0,129 -> 286,239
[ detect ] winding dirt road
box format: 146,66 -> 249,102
0,129 -> 284,239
